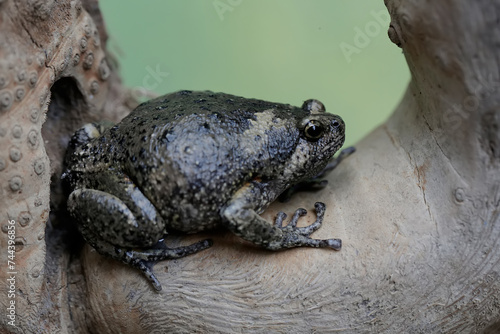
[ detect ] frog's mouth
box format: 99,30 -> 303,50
322,144 -> 342,158
322,137 -> 344,156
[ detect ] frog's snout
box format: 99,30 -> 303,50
329,115 -> 345,134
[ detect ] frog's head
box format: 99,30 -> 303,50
287,99 -> 345,180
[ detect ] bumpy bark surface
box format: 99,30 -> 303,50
0,0 -> 499,333
0,1 -> 132,333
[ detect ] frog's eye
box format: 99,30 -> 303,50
304,120 -> 324,141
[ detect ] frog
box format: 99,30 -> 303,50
62,90 -> 351,291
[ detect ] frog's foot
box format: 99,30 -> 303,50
121,239 -> 213,291
279,146 -> 356,202
268,202 -> 341,250
83,234 -> 212,292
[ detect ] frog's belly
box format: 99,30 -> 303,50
158,197 -> 226,233
141,166 -> 243,233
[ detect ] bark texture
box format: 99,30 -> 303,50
0,1 -> 132,333
0,0 -> 499,333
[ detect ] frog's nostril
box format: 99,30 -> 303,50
332,120 -> 340,128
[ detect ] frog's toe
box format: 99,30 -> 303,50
287,208 -> 308,228
135,260 -> 163,291
128,238 -> 213,263
324,238 -> 342,250
126,238 -> 213,291
279,202 -> 325,236
271,202 -> 341,250
274,211 -> 288,228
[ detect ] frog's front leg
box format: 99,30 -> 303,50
221,181 -> 341,251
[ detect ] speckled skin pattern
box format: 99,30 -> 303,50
62,90 -> 347,291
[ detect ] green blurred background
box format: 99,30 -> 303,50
99,0 -> 410,147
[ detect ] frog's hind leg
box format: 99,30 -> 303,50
123,239 -> 213,291
77,217 -> 211,291
68,184 -> 212,291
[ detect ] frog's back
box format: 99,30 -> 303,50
112,90 -> 304,232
